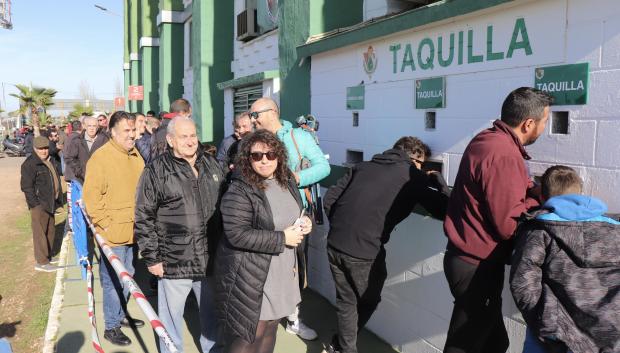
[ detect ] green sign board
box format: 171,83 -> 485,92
415,76 -> 445,109
346,85 -> 365,110
535,63 -> 589,105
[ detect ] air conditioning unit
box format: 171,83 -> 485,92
237,7 -> 258,41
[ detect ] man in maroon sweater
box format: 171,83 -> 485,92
443,87 -> 553,353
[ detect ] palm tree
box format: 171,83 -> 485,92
68,103 -> 93,119
10,84 -> 57,136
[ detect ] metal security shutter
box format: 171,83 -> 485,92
234,84 -> 263,114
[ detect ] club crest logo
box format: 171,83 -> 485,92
363,46 -> 377,76
535,68 -> 545,80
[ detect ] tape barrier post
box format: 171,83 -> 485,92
86,260 -> 105,353
77,200 -> 179,353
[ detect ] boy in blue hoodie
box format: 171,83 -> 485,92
510,165 -> 620,353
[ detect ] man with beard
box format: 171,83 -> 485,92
442,87 -> 553,353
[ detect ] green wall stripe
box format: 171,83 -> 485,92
297,0 -> 514,58
161,0 -> 184,12
130,0 -> 140,54
140,46 -> 159,112
216,70 -> 279,90
193,0 -> 234,144
158,22 -> 184,112
141,0 -> 158,37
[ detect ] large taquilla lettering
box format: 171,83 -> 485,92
390,18 -> 533,74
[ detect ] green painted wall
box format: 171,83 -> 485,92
124,1 -> 130,63
192,0 -> 234,143
130,0 -> 140,54
124,69 -> 130,111
158,22 -> 184,112
141,46 -> 160,113
278,0 -> 362,122
130,60 -> 143,112
161,0 -> 184,11
141,0 -> 158,37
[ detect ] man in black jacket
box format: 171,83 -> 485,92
135,117 -> 224,353
322,136 -> 450,353
64,116 -> 108,185
20,136 -> 63,272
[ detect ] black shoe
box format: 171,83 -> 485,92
324,343 -> 341,353
103,327 -> 132,346
120,317 -> 145,328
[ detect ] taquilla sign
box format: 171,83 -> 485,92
358,0 -> 566,80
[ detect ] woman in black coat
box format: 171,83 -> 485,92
215,130 -> 312,353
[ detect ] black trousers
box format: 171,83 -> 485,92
443,252 -> 509,353
328,246 -> 387,353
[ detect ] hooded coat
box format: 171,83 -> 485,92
323,149 -> 450,260
510,194 -> 620,353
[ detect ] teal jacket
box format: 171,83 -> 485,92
276,120 -> 330,206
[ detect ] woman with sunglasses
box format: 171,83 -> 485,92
215,129 -> 312,353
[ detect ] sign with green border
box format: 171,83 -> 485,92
415,77 -> 445,109
346,85 -> 365,110
534,63 -> 589,105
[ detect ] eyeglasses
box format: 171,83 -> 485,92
250,151 -> 277,162
249,109 -> 273,120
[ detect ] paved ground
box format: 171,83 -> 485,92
54,228 -> 398,353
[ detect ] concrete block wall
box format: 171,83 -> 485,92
307,0 -> 620,352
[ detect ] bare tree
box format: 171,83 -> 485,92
78,80 -> 96,101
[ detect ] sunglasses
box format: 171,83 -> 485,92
250,151 -> 277,162
249,108 -> 273,120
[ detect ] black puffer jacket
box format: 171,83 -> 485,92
511,195 -> 620,353
20,154 -> 63,214
214,174 -> 302,344
134,147 -> 225,279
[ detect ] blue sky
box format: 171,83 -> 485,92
0,0 -> 123,111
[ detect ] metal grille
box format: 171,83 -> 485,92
233,84 -> 262,115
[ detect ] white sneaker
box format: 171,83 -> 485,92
34,263 -> 61,272
286,320 -> 318,341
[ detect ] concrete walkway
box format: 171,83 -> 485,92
53,238 -> 398,353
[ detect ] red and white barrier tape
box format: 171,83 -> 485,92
77,200 -> 179,353
66,182 -> 73,232
86,261 -> 105,353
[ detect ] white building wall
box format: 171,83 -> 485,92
222,0 -> 281,137
233,0 -> 279,78
308,0 -> 620,352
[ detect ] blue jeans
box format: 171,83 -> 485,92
158,278 -> 221,353
523,328 -> 571,353
99,245 -> 134,330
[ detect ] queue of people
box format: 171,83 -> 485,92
18,87 -> 620,353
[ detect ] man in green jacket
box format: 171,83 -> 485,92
250,97 -> 330,341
